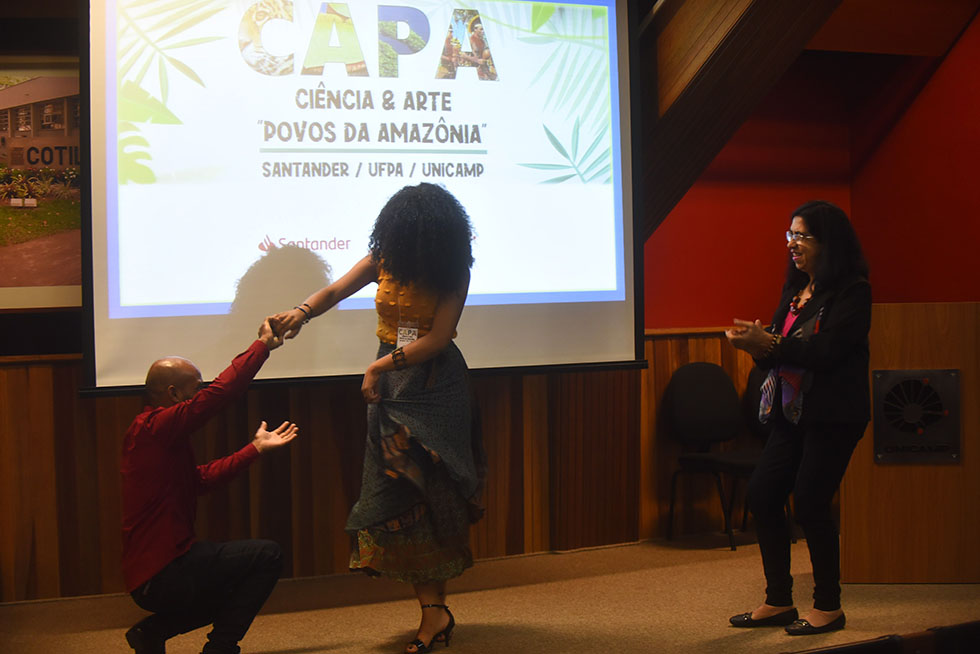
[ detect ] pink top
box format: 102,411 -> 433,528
781,311 -> 798,337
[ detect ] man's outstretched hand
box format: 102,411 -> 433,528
258,317 -> 284,350
252,420 -> 299,453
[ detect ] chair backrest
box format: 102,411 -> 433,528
662,362 -> 741,448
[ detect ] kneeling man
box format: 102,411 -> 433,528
122,318 -> 297,654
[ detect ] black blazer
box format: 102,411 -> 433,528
756,276 -> 872,425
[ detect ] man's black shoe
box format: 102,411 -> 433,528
125,622 -> 166,654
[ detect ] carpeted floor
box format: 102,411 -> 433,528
2,537 -> 978,653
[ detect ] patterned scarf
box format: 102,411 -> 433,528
759,306 -> 823,425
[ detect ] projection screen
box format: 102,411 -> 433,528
86,0 -> 637,387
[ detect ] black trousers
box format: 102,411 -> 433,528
130,540 -> 282,654
747,420 -> 865,611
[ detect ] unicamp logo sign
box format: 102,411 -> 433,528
258,235 -> 353,252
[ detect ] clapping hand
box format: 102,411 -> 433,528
725,319 -> 771,357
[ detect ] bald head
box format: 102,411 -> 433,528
145,356 -> 203,407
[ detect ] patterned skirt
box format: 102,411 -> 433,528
346,342 -> 485,584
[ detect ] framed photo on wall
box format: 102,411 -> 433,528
0,55 -> 82,309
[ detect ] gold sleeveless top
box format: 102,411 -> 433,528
375,268 -> 450,344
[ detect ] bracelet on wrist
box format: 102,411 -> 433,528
391,346 -> 407,369
293,305 -> 311,324
764,333 -> 782,357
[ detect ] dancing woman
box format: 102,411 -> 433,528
275,183 -> 484,653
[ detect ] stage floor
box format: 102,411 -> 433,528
2,537 -> 978,653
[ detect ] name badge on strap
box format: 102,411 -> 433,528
397,321 -> 418,348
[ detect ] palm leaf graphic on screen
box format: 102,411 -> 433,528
117,84 -> 181,184
116,0 -> 227,184
522,118 -> 611,184
511,3 -> 613,184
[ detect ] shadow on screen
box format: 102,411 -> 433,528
225,244 -> 332,377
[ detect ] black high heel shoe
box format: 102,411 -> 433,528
405,604 -> 455,653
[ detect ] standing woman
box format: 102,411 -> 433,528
725,201 -> 871,636
274,183 -> 484,653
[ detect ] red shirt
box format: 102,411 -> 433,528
121,340 -> 269,591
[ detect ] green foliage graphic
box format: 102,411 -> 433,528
116,0 -> 226,184
118,80 -> 182,124
119,121 -> 157,185
519,119 -> 611,184
474,2 -> 613,184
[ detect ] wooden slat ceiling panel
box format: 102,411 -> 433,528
638,0 -> 844,242
808,0 -> 980,56
655,0 -> 754,116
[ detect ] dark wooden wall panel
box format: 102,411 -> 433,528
547,370 -> 641,551
0,356 -> 640,601
10,304 -> 971,601
2,365 -> 30,600
840,302 -> 980,582
522,375 -> 550,553
31,366 -> 61,598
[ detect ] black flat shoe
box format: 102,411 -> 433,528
729,607 -> 799,628
785,612 -> 846,635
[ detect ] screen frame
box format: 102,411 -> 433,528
79,0 -> 647,393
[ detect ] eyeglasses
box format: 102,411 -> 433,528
786,231 -> 815,243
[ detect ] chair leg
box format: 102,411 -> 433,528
667,470 -> 681,541
728,477 -> 740,530
712,472 -> 735,551
730,475 -> 751,532
728,476 -> 751,546
727,476 -> 742,551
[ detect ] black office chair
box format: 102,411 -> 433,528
663,362 -> 759,550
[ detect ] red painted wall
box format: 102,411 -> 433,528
644,182 -> 850,329
644,15 -> 980,329
851,13 -> 980,304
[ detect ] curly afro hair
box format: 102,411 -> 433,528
369,183 -> 474,294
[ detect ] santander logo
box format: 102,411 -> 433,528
258,235 -> 352,252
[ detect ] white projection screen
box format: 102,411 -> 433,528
85,0 -> 638,387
